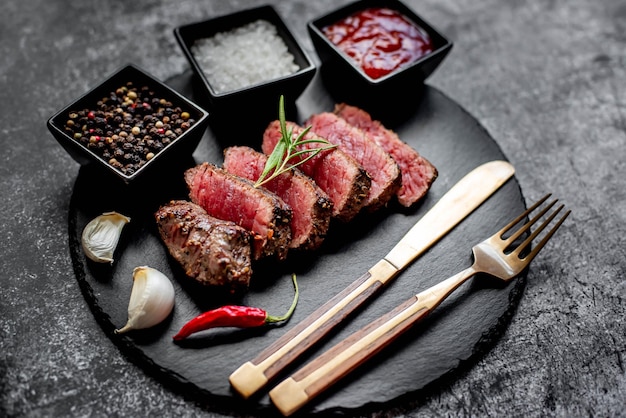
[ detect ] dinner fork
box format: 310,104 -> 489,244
269,194 -> 570,416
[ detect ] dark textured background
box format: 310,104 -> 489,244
1,0 -> 624,417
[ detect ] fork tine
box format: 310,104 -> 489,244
517,205 -> 570,262
506,197 -> 558,247
497,193 -> 551,245
513,200 -> 562,254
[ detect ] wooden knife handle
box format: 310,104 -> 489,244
229,259 -> 399,399
268,267 -> 474,416
268,294 -> 430,416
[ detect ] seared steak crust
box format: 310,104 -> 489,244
306,112 -> 402,211
184,162 -> 291,260
223,146 -> 333,251
334,104 -> 437,207
155,200 -> 252,292
262,120 -> 370,222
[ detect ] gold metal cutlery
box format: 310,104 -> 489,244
230,161 -> 516,398
269,194 -> 570,415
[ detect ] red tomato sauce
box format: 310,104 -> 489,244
322,7 -> 433,79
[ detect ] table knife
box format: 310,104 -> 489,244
229,160 -> 515,399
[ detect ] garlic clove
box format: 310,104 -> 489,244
115,266 -> 175,334
81,211 -> 131,264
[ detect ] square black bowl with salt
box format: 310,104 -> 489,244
174,5 -> 316,114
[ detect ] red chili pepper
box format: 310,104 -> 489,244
173,274 -> 298,341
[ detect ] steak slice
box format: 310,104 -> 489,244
155,200 -> 252,292
334,103 -> 438,207
305,112 -> 402,211
262,120 -> 370,222
184,162 -> 291,260
223,146 -> 333,251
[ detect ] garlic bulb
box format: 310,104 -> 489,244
115,266 -> 175,334
81,211 -> 130,264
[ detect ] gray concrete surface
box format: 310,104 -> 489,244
1,0 -> 624,416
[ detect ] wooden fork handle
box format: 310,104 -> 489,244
229,259 -> 399,399
268,294 -> 429,416
268,268 -> 473,416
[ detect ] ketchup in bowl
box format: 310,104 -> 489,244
322,7 -> 433,80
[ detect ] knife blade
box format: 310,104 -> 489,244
229,160 -> 515,399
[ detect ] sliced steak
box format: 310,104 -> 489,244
334,103 -> 438,207
184,162 -> 291,260
155,200 -> 252,292
305,112 -> 402,211
262,120 -> 370,222
223,146 -> 333,251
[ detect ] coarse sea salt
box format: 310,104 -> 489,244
191,19 -> 300,94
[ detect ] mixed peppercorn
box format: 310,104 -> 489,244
64,82 -> 197,176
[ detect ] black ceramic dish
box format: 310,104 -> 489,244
47,64 -> 210,184
174,5 -> 316,113
308,0 -> 453,105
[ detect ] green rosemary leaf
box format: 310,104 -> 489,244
290,144 -> 336,161
259,140 -> 286,183
254,95 -> 336,188
298,138 -> 333,146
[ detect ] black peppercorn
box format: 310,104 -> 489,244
63,83 -> 197,176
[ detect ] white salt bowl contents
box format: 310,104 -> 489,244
191,20 -> 299,94
174,5 -> 316,113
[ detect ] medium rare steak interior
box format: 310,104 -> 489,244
185,162 -> 292,261
334,104 -> 438,207
306,112 -> 402,211
223,146 -> 333,251
153,102 -> 438,293
262,120 -> 371,222
155,200 -> 252,292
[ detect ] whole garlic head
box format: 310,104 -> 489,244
115,266 -> 175,334
81,211 -> 130,264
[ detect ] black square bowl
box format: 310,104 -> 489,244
308,0 -> 453,102
47,64 -> 210,184
174,5 -> 316,113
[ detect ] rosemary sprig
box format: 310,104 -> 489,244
255,95 -> 337,188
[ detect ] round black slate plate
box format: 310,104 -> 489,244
68,71 -> 526,417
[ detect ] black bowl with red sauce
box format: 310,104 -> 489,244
308,0 -> 452,103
